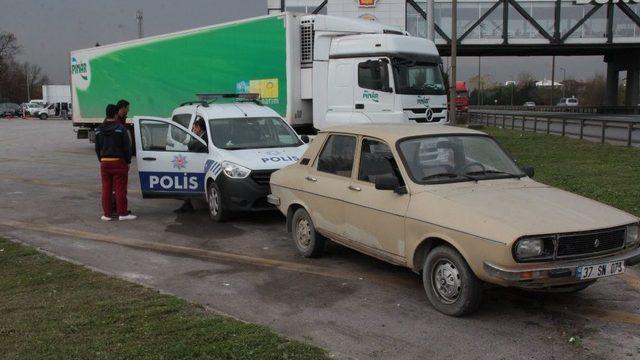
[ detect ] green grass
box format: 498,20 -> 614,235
485,127 -> 640,217
0,239 -> 327,359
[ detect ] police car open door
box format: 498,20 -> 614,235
134,116 -> 209,198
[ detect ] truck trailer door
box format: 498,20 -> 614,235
134,116 -> 209,199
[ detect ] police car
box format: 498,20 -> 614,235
133,94 -> 308,221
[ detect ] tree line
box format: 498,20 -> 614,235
0,30 -> 48,104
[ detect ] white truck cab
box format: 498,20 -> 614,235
133,94 -> 308,221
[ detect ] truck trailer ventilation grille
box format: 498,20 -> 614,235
300,19 -> 314,67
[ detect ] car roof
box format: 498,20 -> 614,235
174,102 -> 280,119
322,123 -> 487,142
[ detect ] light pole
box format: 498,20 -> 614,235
449,0 -> 457,125
136,10 -> 144,39
25,63 -> 31,102
560,67 -> 566,98
426,0 -> 435,41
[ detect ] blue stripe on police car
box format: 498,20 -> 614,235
140,172 -> 205,192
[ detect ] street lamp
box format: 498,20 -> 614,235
449,0 -> 457,124
560,67 -> 567,98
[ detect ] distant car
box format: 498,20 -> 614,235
523,101 -> 536,107
0,103 -> 21,116
557,97 -> 578,107
23,102 -> 45,116
268,124 -> 640,316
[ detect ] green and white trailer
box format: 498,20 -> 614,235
70,12 -> 447,139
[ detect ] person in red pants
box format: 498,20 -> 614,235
95,104 -> 136,221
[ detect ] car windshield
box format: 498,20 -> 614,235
398,135 -> 525,184
392,58 -> 446,95
209,117 -> 302,150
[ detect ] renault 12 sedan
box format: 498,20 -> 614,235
267,124 -> 640,316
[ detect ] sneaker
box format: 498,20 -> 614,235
101,216 -> 113,221
118,214 -> 137,221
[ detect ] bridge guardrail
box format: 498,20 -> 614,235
473,105 -> 640,115
468,110 -> 638,147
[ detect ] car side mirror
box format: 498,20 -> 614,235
375,174 -> 406,194
300,135 -> 310,144
521,165 -> 534,178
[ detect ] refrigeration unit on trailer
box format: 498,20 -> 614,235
70,12 -> 447,141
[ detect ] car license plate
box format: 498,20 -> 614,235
576,261 -> 625,280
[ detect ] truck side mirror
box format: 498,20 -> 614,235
300,135 -> 310,144
379,59 -> 392,93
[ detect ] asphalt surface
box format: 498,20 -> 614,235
1,118 -> 640,360
470,109 -> 640,146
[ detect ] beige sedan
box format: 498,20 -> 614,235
267,124 -> 640,316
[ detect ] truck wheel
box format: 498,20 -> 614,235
423,245 -> 482,316
39,113 -> 48,120
291,208 -> 325,258
207,181 -> 228,222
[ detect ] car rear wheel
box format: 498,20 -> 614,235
207,181 -> 228,222
39,113 -> 48,120
423,245 -> 482,316
291,208 -> 325,258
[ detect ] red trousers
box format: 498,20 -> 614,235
100,159 -> 129,217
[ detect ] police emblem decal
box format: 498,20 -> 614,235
172,155 -> 188,170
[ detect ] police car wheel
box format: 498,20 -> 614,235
291,208 -> 325,258
207,181 -> 227,222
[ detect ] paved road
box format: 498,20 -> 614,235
470,109 -> 640,146
1,119 -> 640,359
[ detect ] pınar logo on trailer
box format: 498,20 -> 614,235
71,57 -> 88,81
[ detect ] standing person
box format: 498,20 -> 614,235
115,99 -> 130,125
175,117 -> 208,213
96,104 -> 136,221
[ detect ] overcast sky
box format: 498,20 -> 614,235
1,0 -> 605,85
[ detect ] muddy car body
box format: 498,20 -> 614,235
268,124 -> 640,316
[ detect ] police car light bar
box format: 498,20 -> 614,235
196,93 -> 260,101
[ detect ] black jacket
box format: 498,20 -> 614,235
187,131 -> 208,153
95,120 -> 132,164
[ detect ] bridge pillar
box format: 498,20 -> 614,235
625,67 -> 639,106
606,59 -> 619,106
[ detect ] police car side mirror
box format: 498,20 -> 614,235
300,135 -> 310,144
521,165 -> 534,178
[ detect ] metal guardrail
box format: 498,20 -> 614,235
469,111 -> 639,147
473,105 -> 640,115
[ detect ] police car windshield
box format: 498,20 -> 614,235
209,117 -> 303,150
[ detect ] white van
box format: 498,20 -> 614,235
557,97 -> 578,107
133,94 -> 309,221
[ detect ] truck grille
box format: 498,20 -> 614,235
250,170 -> 276,186
300,19 -> 314,67
556,228 -> 625,259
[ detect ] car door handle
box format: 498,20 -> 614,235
355,103 -> 364,109
348,185 -> 361,192
142,157 -> 156,161
305,176 -> 317,182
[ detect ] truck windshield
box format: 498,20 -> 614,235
209,117 -> 303,150
398,135 -> 525,184
392,58 -> 446,95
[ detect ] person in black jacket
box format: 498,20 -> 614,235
96,104 -> 136,221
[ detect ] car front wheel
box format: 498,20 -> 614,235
39,113 -> 48,120
291,208 -> 325,258
207,181 -> 227,222
423,245 -> 482,316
